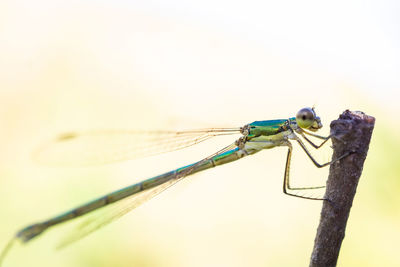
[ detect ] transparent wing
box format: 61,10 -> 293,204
34,128 -> 240,166
57,177 -> 180,249
56,143 -> 238,248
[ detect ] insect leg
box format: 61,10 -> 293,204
282,142 -> 325,200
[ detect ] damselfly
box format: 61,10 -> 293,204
0,107 -> 349,265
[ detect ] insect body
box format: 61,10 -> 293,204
0,107 -> 348,265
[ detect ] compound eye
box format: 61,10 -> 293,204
296,107 -> 315,128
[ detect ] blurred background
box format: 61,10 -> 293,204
0,1 -> 399,266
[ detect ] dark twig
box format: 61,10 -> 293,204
309,110 -> 375,267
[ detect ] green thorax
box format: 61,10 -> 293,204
248,117 -> 296,137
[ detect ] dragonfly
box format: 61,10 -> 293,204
0,107 -> 349,265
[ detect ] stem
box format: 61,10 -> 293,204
309,110 -> 375,267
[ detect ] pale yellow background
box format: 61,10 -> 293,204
0,1 -> 399,266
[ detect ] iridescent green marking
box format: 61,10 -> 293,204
248,119 -> 288,137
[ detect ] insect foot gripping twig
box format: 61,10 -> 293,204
309,110 -> 375,267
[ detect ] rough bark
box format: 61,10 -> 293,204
309,110 -> 375,267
